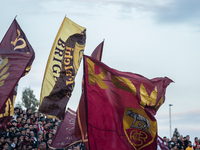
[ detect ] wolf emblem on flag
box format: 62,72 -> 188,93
123,107 -> 157,150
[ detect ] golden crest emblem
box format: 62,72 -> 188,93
123,107 -> 157,150
0,55 -> 10,87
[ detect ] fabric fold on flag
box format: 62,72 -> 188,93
75,41 -> 104,149
49,108 -> 82,149
0,49 -> 32,112
83,55 -> 172,150
0,84 -> 17,123
157,136 -> 169,150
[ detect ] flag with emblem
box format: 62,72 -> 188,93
39,16 -> 86,120
49,108 -> 82,149
0,18 -> 35,117
75,41 -> 104,149
83,55 -> 172,150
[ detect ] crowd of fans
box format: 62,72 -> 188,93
0,107 -> 83,150
163,135 -> 200,150
1,107 -> 199,150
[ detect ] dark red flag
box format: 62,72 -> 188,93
75,41 -> 104,149
49,108 -> 82,149
0,49 -> 32,112
157,136 -> 169,150
0,19 -> 35,117
84,55 -> 172,150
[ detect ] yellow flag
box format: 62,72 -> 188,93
39,17 -> 86,106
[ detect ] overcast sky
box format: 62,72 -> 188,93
1,0 -> 200,142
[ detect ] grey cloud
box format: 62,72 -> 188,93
154,0 -> 200,24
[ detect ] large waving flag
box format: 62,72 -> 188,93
83,55 -> 172,150
0,19 -> 35,121
49,108 -> 82,149
39,16 -> 86,120
75,41 -> 104,149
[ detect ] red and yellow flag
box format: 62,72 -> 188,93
83,55 -> 172,150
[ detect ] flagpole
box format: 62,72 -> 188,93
169,104 -> 173,138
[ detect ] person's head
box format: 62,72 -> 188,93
21,118 -> 26,124
15,130 -> 20,135
26,118 -> 31,124
53,125 -> 58,130
23,114 -> 27,119
25,128 -> 30,134
0,136 -> 4,143
47,138 -> 52,145
18,134 -> 24,142
186,135 -> 190,141
179,135 -> 183,140
30,131 -> 35,137
52,129 -> 57,135
44,124 -> 49,130
17,116 -> 22,123
29,136 -> 34,142
38,134 -> 42,139
1,141 -> 9,150
19,108 -> 22,114
27,146 -> 33,150
11,120 -> 17,127
73,144 -> 80,150
4,136 -> 11,144
29,124 -> 33,130
188,141 -> 192,147
172,136 -> 176,142
9,125 -> 15,132
194,137 -> 198,142
23,123 -> 28,129
24,135 -> 29,141
23,110 -> 26,114
13,136 -> 17,142
163,136 -> 167,142
30,114 -> 34,120
20,113 -> 23,118
34,112 -> 38,118
39,142 -> 46,150
14,107 -> 19,114
33,124 -> 37,130
20,128 -> 25,135
26,108 -> 31,114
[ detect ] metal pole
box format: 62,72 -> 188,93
169,104 -> 173,138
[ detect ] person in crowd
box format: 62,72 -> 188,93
186,141 -> 193,150
1,141 -> 9,150
168,136 -> 177,149
184,135 -> 191,150
177,135 -> 185,149
13,108 -> 19,121
193,137 -> 200,150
